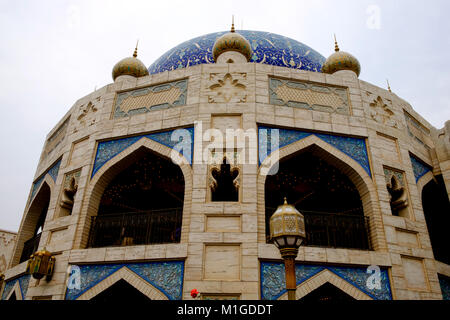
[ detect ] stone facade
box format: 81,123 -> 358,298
1,38 -> 450,301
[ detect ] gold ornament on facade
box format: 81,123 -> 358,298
26,248 -> 56,282
322,35 -> 361,77
212,19 -> 253,62
112,42 -> 149,81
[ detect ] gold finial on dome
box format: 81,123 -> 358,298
322,35 -> 361,77
212,20 -> 253,62
387,79 -> 392,92
133,40 -> 139,58
334,34 -> 340,52
112,42 -> 149,81
231,15 -> 235,33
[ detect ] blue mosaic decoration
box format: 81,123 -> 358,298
409,154 -> 432,183
260,262 -> 392,300
92,127 -> 194,178
258,126 -> 371,177
439,275 -> 450,300
65,261 -> 184,300
1,274 -> 31,300
148,31 -> 325,75
30,159 -> 62,201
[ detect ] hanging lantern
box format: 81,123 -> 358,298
26,248 -> 56,281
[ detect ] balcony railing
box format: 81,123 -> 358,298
20,233 -> 41,263
266,209 -> 371,250
88,208 -> 182,248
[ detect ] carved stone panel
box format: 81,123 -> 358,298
269,77 -> 350,114
207,73 -> 247,104
113,79 -> 187,118
369,96 -> 398,128
44,117 -> 70,158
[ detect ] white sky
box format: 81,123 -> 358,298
0,0 -> 449,232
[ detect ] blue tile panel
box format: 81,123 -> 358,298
260,262 -> 392,300
65,261 -> 184,300
258,126 -> 371,177
1,274 -> 31,300
30,159 -> 62,201
439,276 -> 450,300
409,154 -> 432,182
148,30 -> 325,75
91,127 -> 194,178
113,79 -> 188,118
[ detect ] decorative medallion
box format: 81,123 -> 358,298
369,96 -> 398,128
207,73 -> 247,103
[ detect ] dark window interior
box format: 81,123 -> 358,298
300,282 -> 355,302
91,279 -> 151,302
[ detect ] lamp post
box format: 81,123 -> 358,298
269,198 -> 306,300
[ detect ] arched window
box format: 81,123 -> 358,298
265,149 -> 370,250
422,175 -> 450,264
88,149 -> 185,248
19,183 -> 50,263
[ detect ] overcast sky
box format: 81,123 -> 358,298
0,0 -> 449,232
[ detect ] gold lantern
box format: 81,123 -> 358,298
26,248 -> 56,281
269,198 -> 306,300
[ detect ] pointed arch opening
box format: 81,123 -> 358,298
90,279 -> 151,302
421,174 -> 450,265
87,146 -> 185,248
16,182 -> 51,264
264,143 -> 371,250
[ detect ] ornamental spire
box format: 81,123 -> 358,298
334,34 -> 340,52
231,15 -> 235,33
387,79 -> 392,92
133,40 -> 139,58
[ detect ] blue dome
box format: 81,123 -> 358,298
148,30 -> 326,74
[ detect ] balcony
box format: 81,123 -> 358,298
267,209 -> 371,250
88,208 -> 182,248
20,233 -> 41,263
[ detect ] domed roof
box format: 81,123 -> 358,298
212,25 -> 252,61
148,30 -> 326,74
112,48 -> 149,81
322,39 -> 361,77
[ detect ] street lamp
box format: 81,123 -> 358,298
269,197 -> 306,300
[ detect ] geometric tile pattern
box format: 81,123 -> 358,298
30,159 -> 62,201
1,274 -> 31,300
148,30 -> 325,75
409,154 -> 432,183
258,126 -> 371,177
91,127 -> 194,178
269,77 -> 350,115
64,261 -> 184,300
113,80 -> 188,118
260,262 -> 392,300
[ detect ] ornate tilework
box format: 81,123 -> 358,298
260,262 -> 392,300
409,154 -> 432,183
65,261 -> 184,300
269,77 -> 350,115
92,127 -> 194,178
148,31 -> 325,75
114,80 -> 188,118
1,274 -> 31,300
439,275 -> 450,300
258,126 -> 371,177
30,159 -> 62,201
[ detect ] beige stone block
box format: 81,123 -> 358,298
401,256 -> 429,291
396,229 -> 419,248
204,245 -> 240,281
304,247 -> 327,263
105,247 -> 126,261
124,246 -> 146,260
166,243 -> 188,258
144,245 -> 166,259
206,216 -> 241,232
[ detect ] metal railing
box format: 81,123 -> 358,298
20,233 -> 41,263
88,208 -> 182,248
266,209 -> 371,250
